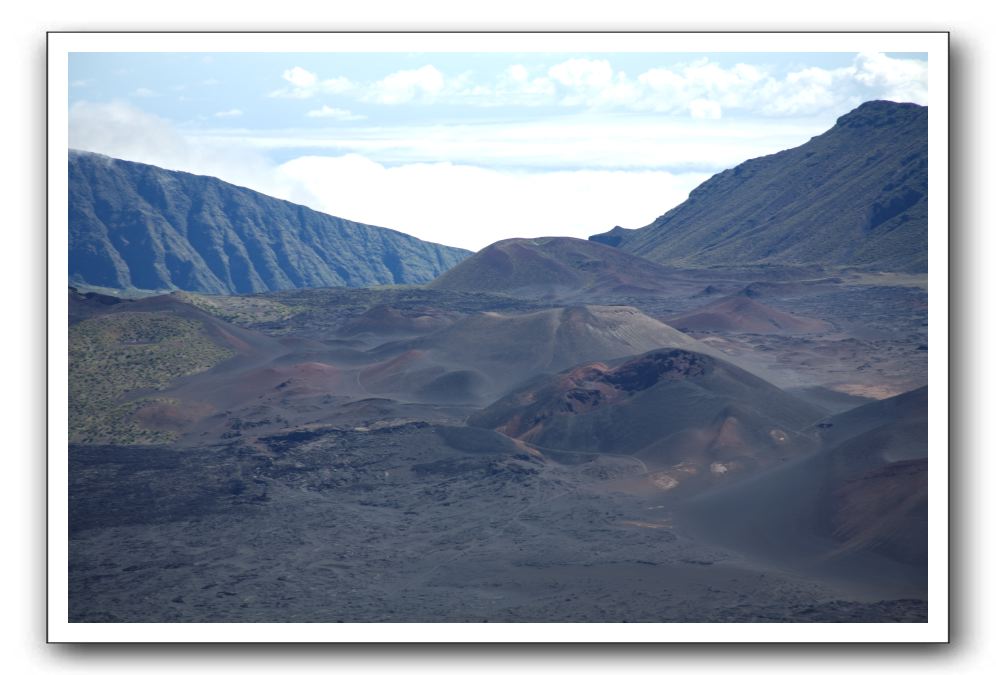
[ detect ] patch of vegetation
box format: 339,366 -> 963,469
69,311 -> 234,445
260,287 -> 555,337
172,291 -> 301,328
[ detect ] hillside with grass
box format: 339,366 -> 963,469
69,311 -> 234,444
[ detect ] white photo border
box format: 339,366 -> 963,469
47,30 -> 949,643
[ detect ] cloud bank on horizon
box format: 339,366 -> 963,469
68,51 -> 928,251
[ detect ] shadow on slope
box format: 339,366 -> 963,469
679,386 -> 927,597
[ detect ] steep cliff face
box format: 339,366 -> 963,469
69,151 -> 470,294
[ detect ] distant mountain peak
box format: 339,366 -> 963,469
834,100 -> 926,130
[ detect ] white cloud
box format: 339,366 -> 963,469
71,79 -> 92,88
305,105 -> 365,120
491,59 -> 639,109
71,101 -> 180,162
506,64 -> 529,83
68,101 -> 312,206
283,66 -> 317,88
268,86 -> 314,100
262,53 -> 926,118
689,99 -> 723,119
549,58 -> 614,89
132,87 -> 158,98
277,154 -> 710,251
269,67 -> 354,99
364,65 -> 445,104
635,59 -> 780,114
479,65 -> 555,106
759,67 -> 845,116
853,51 -> 928,104
213,108 -> 243,118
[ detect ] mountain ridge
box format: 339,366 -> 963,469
591,100 -> 927,272
69,150 -> 470,294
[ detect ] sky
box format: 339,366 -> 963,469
68,51 -> 928,251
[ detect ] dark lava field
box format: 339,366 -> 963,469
67,256 -> 928,623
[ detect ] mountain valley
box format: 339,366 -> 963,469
67,100 -> 932,624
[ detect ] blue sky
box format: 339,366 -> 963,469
68,51 -> 928,250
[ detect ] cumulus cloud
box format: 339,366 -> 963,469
305,106 -> 365,120
213,108 -> 243,118
549,58 -> 614,89
280,53 -> 926,119
636,53 -> 926,117
853,51 -> 928,103
283,66 -> 317,89
549,59 -> 641,109
363,65 -> 445,104
475,65 -> 555,106
268,66 -> 354,99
